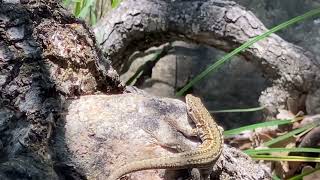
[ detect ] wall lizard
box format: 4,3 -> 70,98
107,94 -> 223,180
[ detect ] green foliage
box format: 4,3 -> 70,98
125,49 -> 164,86
263,123 -> 316,147
223,106 -> 319,178
223,119 -> 294,137
77,0 -> 95,19
250,155 -> 320,163
111,0 -> 122,8
272,175 -> 281,180
62,0 -> 120,25
62,0 -> 97,25
245,148 -> 320,155
210,106 -> 265,113
176,8 -> 320,96
63,0 -> 72,6
225,117 -> 319,178
288,166 -> 320,180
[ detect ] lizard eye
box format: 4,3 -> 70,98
187,106 -> 192,113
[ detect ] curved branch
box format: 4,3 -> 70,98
95,0 -> 320,115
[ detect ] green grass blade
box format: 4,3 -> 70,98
263,123 -> 317,147
63,0 -> 72,6
245,148 -> 320,155
74,1 -> 83,17
210,106 -> 265,113
78,0 -> 95,18
125,49 -> 163,85
272,175 -> 281,180
223,119 -> 293,137
288,166 -> 320,180
111,0 -> 122,8
126,70 -> 144,86
90,7 -> 97,25
176,8 -> 320,96
251,155 -> 320,163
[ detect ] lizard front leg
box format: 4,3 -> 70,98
166,117 -> 199,138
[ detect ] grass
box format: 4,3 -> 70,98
223,118 -> 294,137
223,106 -> 319,179
62,0 -> 122,25
244,147 -> 320,155
225,115 -> 319,179
262,123 -> 316,147
225,116 -> 320,178
250,155 -> 320,163
111,0 -> 121,8
288,166 -> 320,180
125,48 -> 165,85
210,106 -> 265,113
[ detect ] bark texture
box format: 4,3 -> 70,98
0,0 -> 123,179
95,0 -> 320,116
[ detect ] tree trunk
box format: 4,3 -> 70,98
0,0 -> 122,178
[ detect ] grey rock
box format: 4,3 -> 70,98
52,94 -> 270,179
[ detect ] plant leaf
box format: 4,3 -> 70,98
210,106 -> 265,113
223,119 -> 293,137
245,148 -> 320,155
78,0 -> 95,18
288,166 -> 320,180
251,155 -> 320,162
111,0 -> 122,8
263,123 -> 316,147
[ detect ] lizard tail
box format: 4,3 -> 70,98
107,156 -> 189,180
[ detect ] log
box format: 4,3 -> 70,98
95,0 -> 320,116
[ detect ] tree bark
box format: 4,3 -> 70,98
94,0 -> 320,117
0,0 -> 122,178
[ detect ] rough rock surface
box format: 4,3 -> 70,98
52,94 -> 270,179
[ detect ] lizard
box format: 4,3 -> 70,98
107,94 -> 223,180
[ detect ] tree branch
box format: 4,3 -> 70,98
95,0 -> 320,116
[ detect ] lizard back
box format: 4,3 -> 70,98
107,94 -> 223,180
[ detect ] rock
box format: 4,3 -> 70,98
52,93 -> 270,179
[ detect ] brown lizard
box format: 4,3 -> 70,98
107,94 -> 223,180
